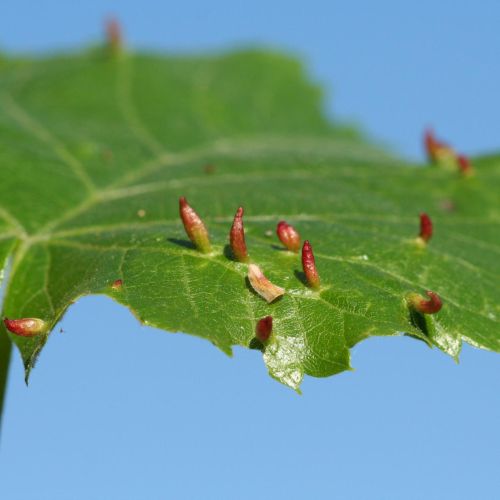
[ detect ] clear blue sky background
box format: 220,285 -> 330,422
1,1 -> 499,499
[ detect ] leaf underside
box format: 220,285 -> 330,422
0,48 -> 498,390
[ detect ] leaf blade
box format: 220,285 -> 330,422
0,50 -> 498,389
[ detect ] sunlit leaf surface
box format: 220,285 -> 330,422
0,49 -> 498,390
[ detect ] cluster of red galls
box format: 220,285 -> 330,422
179,191 -> 443,345
424,129 -> 473,175
5,129 -> 460,341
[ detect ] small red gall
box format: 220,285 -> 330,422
424,128 -> 440,161
111,279 -> 123,290
229,207 -> 249,262
457,154 -> 473,176
407,291 -> 443,314
302,240 -> 320,289
439,199 -> 456,213
179,197 -> 211,253
3,318 -> 48,337
418,213 -> 433,244
424,128 -> 456,167
105,17 -> 123,55
102,148 -> 114,163
276,220 -> 301,252
203,164 -> 216,175
247,264 -> 285,303
256,316 -> 273,342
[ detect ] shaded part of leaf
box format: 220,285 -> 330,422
167,237 -> 196,251
248,337 -> 264,351
409,308 -> 431,337
264,335 -> 305,392
294,269 -> 308,287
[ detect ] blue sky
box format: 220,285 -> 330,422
1,2 -> 499,499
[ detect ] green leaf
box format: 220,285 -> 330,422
0,49 -> 498,391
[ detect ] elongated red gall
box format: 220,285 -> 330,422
203,164 -> 216,175
229,207 -> 249,262
256,316 -> 273,342
179,197 -> 211,253
276,221 -> 301,252
3,318 -> 48,337
302,240 -> 320,289
457,155 -> 473,175
418,213 -> 433,243
407,291 -> 443,314
247,264 -> 285,303
424,128 -> 443,161
105,18 -> 123,55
